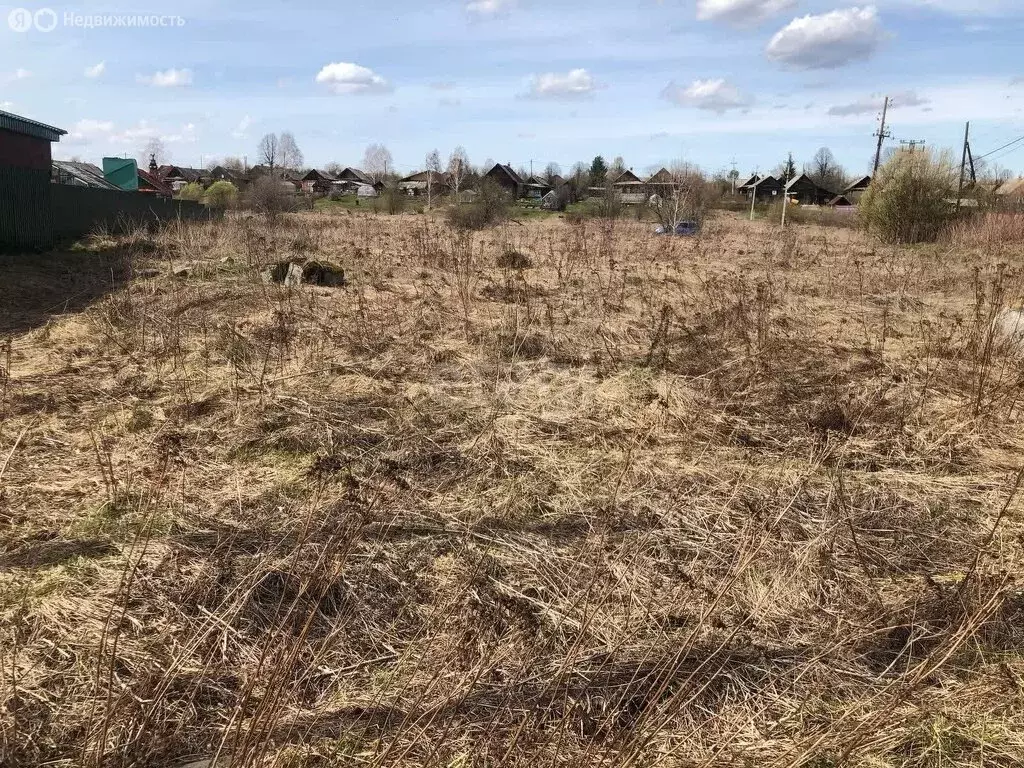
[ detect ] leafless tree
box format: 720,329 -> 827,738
608,155 -> 626,180
258,133 -> 279,171
447,146 -> 470,198
805,146 -> 846,193
425,149 -> 442,208
223,156 -> 246,172
544,162 -> 561,185
279,132 -> 304,171
363,144 -> 393,185
139,137 -> 167,167
325,161 -> 344,176
650,162 -> 716,230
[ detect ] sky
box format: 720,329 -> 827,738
1,0 -> 1023,178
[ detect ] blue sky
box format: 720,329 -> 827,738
1,0 -> 1022,177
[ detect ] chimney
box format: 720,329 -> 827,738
149,154 -> 158,174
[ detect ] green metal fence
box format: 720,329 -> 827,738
0,166 -> 54,249
1,175 -> 220,250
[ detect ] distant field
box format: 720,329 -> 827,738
2,210 -> 1023,767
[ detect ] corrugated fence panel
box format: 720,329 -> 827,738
50,185 -> 221,241
0,166 -> 54,249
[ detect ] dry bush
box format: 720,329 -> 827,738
861,148 -> 957,243
946,211 -> 1024,248
2,210 -> 1024,768
245,176 -> 298,218
445,179 -> 511,230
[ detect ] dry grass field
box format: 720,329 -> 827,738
2,209 -> 1024,767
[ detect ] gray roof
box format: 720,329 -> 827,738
52,161 -> 119,190
0,109 -> 66,142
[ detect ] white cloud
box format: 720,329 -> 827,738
66,118 -> 197,146
766,6 -> 886,70
661,78 -> 753,113
315,62 -> 391,94
231,115 -> 252,139
696,0 -> 796,24
84,61 -> 105,79
3,68 -> 31,83
525,68 -> 598,100
136,68 -> 193,87
466,0 -> 515,16
827,89 -> 929,116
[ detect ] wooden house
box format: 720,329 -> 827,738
523,174 -> 553,199
746,175 -> 784,200
995,178 -> 1024,207
484,163 -> 525,197
842,175 -> 871,204
398,170 -> 447,196
611,169 -> 646,203
157,164 -> 210,191
646,168 -> 674,197
210,166 -> 247,187
785,174 -> 833,206
301,169 -> 338,196
52,160 -> 120,190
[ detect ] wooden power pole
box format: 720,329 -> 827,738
956,121 -> 970,211
873,96 -> 891,175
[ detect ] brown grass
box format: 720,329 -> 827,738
2,210 -> 1024,767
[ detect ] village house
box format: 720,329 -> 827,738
300,168 -> 337,196
1,109 -> 66,248
741,175 -> 784,200
484,163 -> 525,198
156,164 -> 210,191
842,175 -> 872,203
209,165 -> 248,187
522,175 -> 553,199
398,170 -> 448,196
785,174 -> 833,206
995,178 -> 1024,208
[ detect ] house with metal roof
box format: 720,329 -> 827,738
52,161 -> 120,190
1,109 -> 67,248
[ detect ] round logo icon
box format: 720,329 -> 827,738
7,8 -> 33,32
34,8 -> 58,32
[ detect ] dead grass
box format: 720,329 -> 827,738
2,210 -> 1024,767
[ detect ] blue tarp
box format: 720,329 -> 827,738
654,220 -> 700,236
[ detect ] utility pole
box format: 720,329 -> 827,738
956,121 -> 970,211
781,163 -> 790,229
749,168 -> 759,222
900,139 -> 926,152
873,96 -> 891,175
967,141 -> 976,185
730,157 -> 738,194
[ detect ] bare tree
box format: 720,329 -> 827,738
223,156 -> 245,172
608,155 -> 626,180
279,132 -> 303,172
650,162 -> 716,230
325,161 -> 344,176
363,143 -> 393,185
139,137 -> 167,168
258,133 -> 279,171
544,162 -> 561,185
425,149 -> 442,209
447,146 -> 470,198
805,146 -> 846,193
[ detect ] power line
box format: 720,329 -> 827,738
975,134 -> 1024,162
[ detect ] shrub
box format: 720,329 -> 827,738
445,179 -> 511,230
246,176 -> 297,218
374,183 -> 406,215
203,180 -> 238,209
177,182 -> 204,202
860,148 -> 957,244
945,211 -> 1024,248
